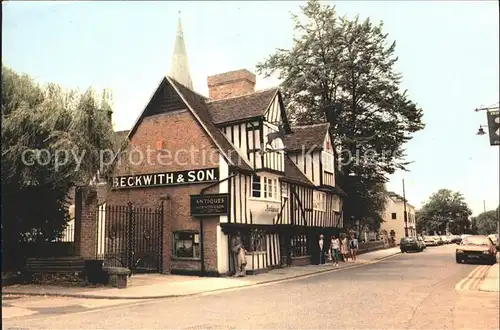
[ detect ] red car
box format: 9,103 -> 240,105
456,235 -> 498,265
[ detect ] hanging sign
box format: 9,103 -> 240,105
486,110 -> 500,146
190,194 -> 230,217
113,167 -> 219,189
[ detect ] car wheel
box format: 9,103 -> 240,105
456,257 -> 462,263
489,257 -> 496,265
401,249 -> 405,253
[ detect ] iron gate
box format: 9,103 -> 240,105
96,201 -> 163,273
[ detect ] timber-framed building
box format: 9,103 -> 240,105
98,15 -> 346,276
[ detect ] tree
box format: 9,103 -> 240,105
256,0 -> 424,227
1,65 -> 123,248
473,207 -> 499,235
417,189 -> 473,235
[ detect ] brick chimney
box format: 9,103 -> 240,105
207,69 -> 256,100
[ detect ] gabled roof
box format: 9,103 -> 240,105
206,88 -> 279,124
168,78 -> 252,171
123,76 -> 252,172
283,155 -> 314,186
283,123 -> 330,152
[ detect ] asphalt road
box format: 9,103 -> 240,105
3,244 -> 499,330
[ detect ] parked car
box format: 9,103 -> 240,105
440,235 -> 452,244
400,237 -> 424,253
487,234 -> 498,245
456,235 -> 498,265
424,236 -> 438,246
417,236 -> 426,249
450,235 -> 462,244
434,236 -> 444,245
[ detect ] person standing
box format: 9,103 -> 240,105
318,234 -> 326,265
330,235 -> 340,266
349,233 -> 359,262
340,233 -> 349,262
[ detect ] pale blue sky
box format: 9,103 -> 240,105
3,1 -> 499,215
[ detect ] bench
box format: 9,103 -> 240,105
24,256 -> 87,282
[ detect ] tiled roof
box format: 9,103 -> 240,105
319,185 -> 348,197
206,88 -> 278,124
283,123 -> 330,152
168,78 -> 253,172
283,156 -> 314,186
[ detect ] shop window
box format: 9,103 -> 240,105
240,229 -> 266,252
313,191 -> 326,211
290,234 -> 309,257
173,231 -> 200,259
391,213 -> 397,220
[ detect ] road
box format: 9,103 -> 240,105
3,244 -> 499,329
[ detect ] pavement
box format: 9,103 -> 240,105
3,244 -> 499,329
2,246 -> 401,300
479,263 -> 499,292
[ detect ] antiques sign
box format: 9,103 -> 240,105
190,194 -> 229,217
113,168 -> 219,189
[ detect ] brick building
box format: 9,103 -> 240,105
77,15 -> 346,276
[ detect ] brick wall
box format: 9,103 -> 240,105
207,69 -> 256,100
104,109 -> 222,274
75,187 -> 98,259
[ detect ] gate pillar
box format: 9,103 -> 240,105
74,187 -> 98,259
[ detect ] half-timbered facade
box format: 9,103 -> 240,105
102,16 -> 346,276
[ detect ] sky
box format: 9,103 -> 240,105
3,1 -> 499,216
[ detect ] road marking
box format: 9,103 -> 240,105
455,265 -> 490,291
3,252 -> 402,324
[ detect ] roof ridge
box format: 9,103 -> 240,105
291,122 -> 330,129
206,87 -> 279,103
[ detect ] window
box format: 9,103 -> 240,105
322,151 -> 334,172
173,231 -> 200,259
313,191 -> 326,211
251,175 -> 279,201
252,174 -> 261,198
290,235 -> 309,257
391,213 -> 397,220
240,229 -> 267,252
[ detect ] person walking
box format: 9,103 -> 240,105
340,233 -> 349,262
349,233 -> 359,262
329,235 -> 340,266
318,234 -> 326,265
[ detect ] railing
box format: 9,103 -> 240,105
59,220 -> 75,242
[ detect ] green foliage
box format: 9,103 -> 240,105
472,207 -> 499,235
417,189 -> 473,234
257,0 -> 424,225
1,65 -> 122,246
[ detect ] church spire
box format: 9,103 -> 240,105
169,11 -> 194,90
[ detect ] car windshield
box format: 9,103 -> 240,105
462,236 -> 491,246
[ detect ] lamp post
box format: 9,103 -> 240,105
474,104 -> 500,238
402,179 -> 408,237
